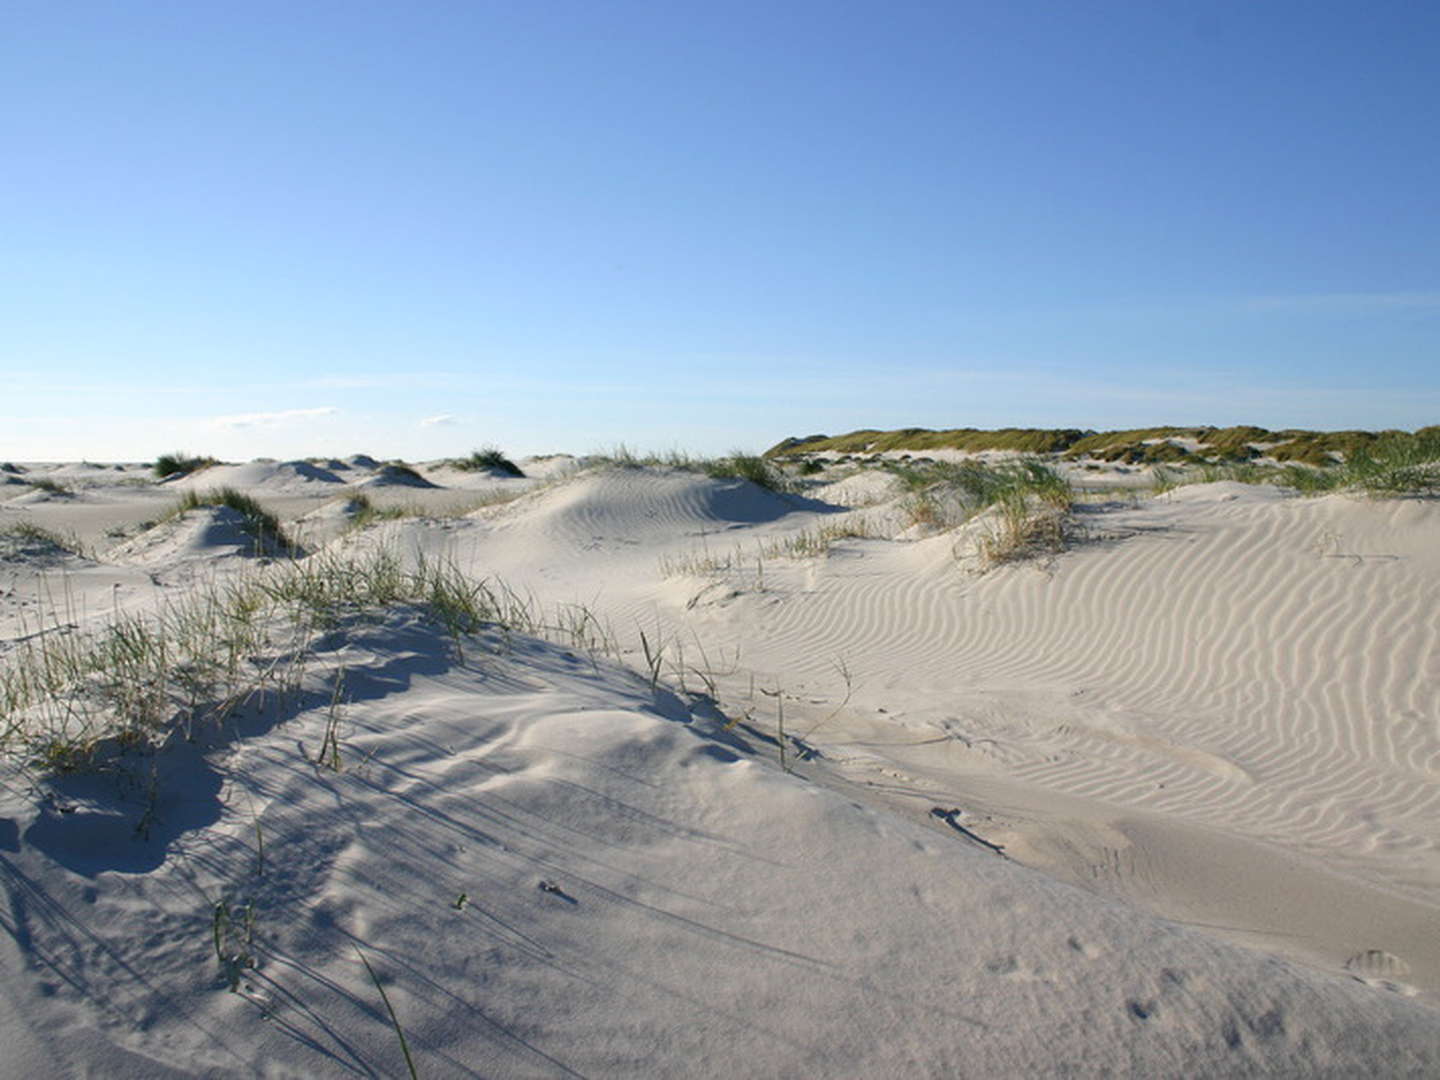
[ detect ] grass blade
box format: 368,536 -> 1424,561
356,946 -> 419,1080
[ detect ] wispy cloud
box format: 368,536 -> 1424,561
420,413 -> 457,427
1244,291 -> 1440,313
211,406 -> 339,429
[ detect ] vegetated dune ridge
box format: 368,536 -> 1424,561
0,455 -> 1437,1076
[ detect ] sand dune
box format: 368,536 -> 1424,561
1,456 -> 1437,1075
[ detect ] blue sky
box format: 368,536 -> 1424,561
4,1 -> 1438,460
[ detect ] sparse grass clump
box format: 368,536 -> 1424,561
153,452 -> 218,479
450,447 -> 524,477
975,493 -> 1071,568
1,522 -> 88,559
705,453 -> 792,493
168,488 -> 292,553
0,549 -> 536,768
761,516 -> 881,560
27,477 -> 71,495
595,445 -> 701,470
343,493 -> 414,530
891,458 -> 1072,518
592,447 -> 793,493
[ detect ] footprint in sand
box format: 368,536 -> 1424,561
1344,949 -> 1411,978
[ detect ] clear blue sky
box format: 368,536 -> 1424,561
4,1 -> 1438,460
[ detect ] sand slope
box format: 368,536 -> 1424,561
2,616 -> 1436,1077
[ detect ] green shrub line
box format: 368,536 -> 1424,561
766,424 -> 1440,472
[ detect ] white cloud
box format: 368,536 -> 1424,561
211,406 -> 339,429
420,413 -> 457,427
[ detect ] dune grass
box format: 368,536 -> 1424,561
3,521 -> 79,549
153,452 -> 219,479
27,477 -> 72,495
595,446 -> 794,493
767,427 -> 1087,457
659,458 -> 1075,574
0,548 -> 535,768
1176,428 -> 1440,497
0,522 -> 90,560
770,424 -> 1440,475
703,453 -> 792,493
449,447 -> 524,477
343,493 -> 414,530
167,487 -> 293,553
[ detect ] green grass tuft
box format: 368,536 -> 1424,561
1,521 -> 88,558
168,488 -> 293,553
154,452 -> 218,479
704,453 -> 792,493
449,447 -> 524,477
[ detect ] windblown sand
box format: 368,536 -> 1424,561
1,457 -> 1436,1076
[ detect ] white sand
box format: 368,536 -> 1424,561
1,457 -> 1437,1076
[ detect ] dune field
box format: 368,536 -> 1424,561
1,450 -> 1437,1076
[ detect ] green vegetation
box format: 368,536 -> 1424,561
0,548 -> 532,767
343,492 -> 413,529
659,458 -> 1075,575
1185,428 -> 1440,496
769,424 -> 1440,475
356,948 -> 420,1080
976,494 -> 1071,568
596,445 -> 705,469
450,447 -> 524,477
27,477 -> 71,495
168,487 -> 292,553
888,458 -> 1071,512
1,522 -> 87,559
704,453 -> 792,493
767,428 -> 1084,457
593,447 -> 794,493
153,452 -> 218,479
761,516 -> 881,559
1266,430 -> 1393,466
